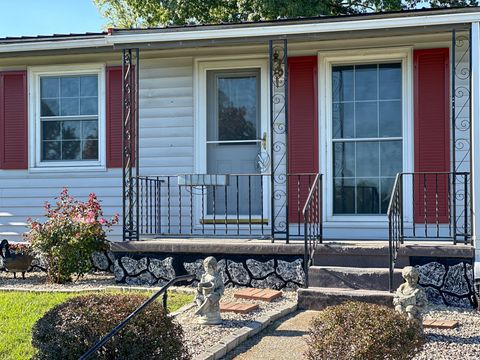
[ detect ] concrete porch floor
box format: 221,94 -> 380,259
111,238 -> 474,259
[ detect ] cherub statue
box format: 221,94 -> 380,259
393,266 -> 427,323
194,256 -> 224,325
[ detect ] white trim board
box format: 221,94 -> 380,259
106,12 -> 480,45
1,11 -> 479,54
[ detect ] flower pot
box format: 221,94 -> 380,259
4,254 -> 34,279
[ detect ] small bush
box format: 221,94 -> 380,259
305,301 -> 424,360
32,293 -> 190,360
27,188 -> 118,283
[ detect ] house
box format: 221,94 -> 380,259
0,7 -> 479,308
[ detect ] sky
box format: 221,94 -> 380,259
0,0 -> 105,38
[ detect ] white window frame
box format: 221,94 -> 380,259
193,56 -> 270,225
318,48 -> 414,225
28,64 -> 106,172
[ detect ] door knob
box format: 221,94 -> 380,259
262,132 -> 267,150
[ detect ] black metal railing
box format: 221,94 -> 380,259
79,274 -> 195,360
387,171 -> 471,291
136,173 -> 319,239
303,174 -> 323,288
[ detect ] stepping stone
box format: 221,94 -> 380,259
220,301 -> 259,314
234,288 -> 282,302
423,319 -> 459,329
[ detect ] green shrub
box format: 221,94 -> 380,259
305,301 -> 424,360
27,188 -> 118,283
31,293 -> 190,360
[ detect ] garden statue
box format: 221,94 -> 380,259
0,239 -> 34,279
194,256 -> 224,325
393,266 -> 427,323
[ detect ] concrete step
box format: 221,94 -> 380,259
298,287 -> 394,310
312,244 -> 409,268
308,266 -> 403,291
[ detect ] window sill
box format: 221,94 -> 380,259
28,165 -> 107,174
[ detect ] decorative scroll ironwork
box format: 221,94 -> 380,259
452,29 -> 472,244
269,39 -> 289,242
122,49 -> 140,241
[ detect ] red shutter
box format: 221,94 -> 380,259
287,56 -> 318,222
413,48 -> 450,223
0,71 -> 28,170
106,66 -> 123,168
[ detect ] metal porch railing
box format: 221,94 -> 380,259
388,172 -> 472,291
135,173 -> 319,240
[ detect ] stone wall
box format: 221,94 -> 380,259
412,257 -> 477,308
112,252 -> 305,289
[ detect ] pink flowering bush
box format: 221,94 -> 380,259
26,188 -> 119,283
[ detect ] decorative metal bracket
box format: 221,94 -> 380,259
122,49 -> 140,241
269,39 -> 289,242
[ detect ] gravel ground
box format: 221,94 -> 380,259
414,305 -> 480,360
174,289 -> 297,359
0,271 -> 117,290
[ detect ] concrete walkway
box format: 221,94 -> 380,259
222,311 -> 320,360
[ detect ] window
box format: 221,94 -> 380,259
29,65 -> 106,170
40,75 -> 99,162
332,63 -> 402,215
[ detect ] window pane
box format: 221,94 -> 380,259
356,142 -> 379,177
380,141 -> 402,176
62,121 -> 81,140
82,120 -> 98,139
80,97 -> 98,115
60,98 -> 80,116
41,99 -> 59,116
379,100 -> 401,137
334,178 -> 355,214
62,141 -> 81,160
60,77 -> 79,98
41,77 -> 59,98
42,121 -> 61,141
83,140 -> 98,160
332,66 -> 354,102
355,101 -> 377,138
334,142 -> 355,178
381,177 -> 395,213
357,178 -> 380,214
217,75 -> 258,141
42,141 -> 61,160
355,65 -> 377,101
333,103 -> 354,139
80,76 -> 98,97
379,63 -> 401,100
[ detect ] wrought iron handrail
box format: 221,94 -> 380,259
303,174 -> 323,288
387,173 -> 402,292
79,274 -> 195,360
387,171 -> 471,291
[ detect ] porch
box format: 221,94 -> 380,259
110,10 -> 480,301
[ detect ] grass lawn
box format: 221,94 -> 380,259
0,290 -> 194,360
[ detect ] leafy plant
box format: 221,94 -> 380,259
26,188 -> 118,283
6,243 -> 33,256
305,301 -> 424,360
31,293 -> 190,360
